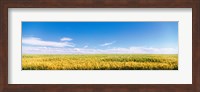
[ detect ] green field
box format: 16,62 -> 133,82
22,54 -> 178,70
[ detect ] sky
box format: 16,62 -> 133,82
22,22 -> 178,54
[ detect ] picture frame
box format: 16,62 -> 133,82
0,0 -> 199,92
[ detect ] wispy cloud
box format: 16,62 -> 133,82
22,37 -> 74,47
83,45 -> 88,48
22,46 -> 178,54
60,37 -> 72,41
100,41 -> 116,46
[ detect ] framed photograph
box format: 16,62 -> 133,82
21,21 -> 179,70
0,0 -> 199,92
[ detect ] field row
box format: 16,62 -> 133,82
22,54 -> 178,70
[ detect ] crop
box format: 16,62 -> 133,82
22,54 -> 178,70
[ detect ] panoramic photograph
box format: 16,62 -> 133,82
22,22 -> 178,70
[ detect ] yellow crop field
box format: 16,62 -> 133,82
22,54 -> 178,70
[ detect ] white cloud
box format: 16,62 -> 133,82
22,46 -> 178,54
129,47 -> 178,54
60,37 -> 72,41
22,37 -> 74,47
100,41 -> 115,46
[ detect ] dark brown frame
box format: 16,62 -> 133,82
0,0 -> 199,92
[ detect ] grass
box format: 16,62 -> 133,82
22,54 -> 178,70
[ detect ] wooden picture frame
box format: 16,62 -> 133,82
0,0 -> 199,92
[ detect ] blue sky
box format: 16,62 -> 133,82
22,22 -> 178,54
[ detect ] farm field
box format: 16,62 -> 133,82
22,54 -> 178,70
